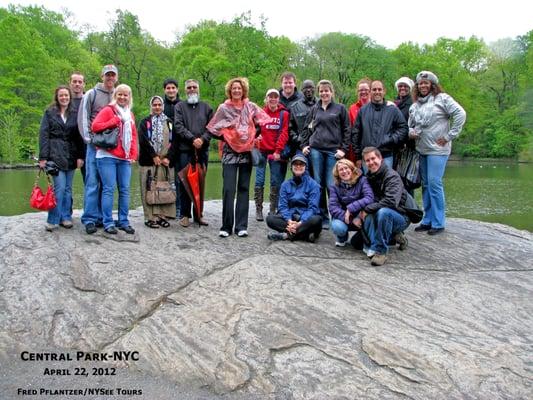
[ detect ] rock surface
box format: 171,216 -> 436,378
0,201 -> 532,399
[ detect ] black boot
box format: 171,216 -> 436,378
254,186 -> 264,221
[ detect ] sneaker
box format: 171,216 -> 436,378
45,223 -> 59,231
335,240 -> 347,247
85,223 -> 97,235
219,230 -> 230,238
119,225 -> 135,234
371,253 -> 387,266
104,226 -> 118,234
428,228 -> 445,235
322,220 -> 330,230
362,246 -> 376,258
394,232 -> 408,251
267,232 -> 288,241
60,220 -> 73,229
179,217 -> 190,227
414,224 -> 431,232
237,230 -> 248,237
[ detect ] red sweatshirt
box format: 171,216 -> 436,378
258,104 -> 289,153
91,105 -> 138,161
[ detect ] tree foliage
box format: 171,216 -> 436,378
0,5 -> 531,162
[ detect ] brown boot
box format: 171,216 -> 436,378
269,186 -> 280,215
254,187 -> 264,221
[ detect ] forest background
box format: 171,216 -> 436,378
1,5 -> 532,163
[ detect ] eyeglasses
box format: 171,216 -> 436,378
186,86 -> 198,90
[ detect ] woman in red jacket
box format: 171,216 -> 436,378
91,84 -> 138,234
347,78 -> 372,163
254,88 -> 289,221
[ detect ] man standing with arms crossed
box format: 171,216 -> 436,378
78,64 -> 118,234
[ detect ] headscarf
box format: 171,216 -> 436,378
149,95 -> 167,154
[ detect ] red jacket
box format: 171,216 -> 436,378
349,100 -> 367,126
258,104 -> 289,153
91,105 -> 138,161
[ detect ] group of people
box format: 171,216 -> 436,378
37,65 -> 465,265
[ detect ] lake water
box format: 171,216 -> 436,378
1,161 -> 532,232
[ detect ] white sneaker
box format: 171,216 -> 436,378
363,246 -> 376,258
237,230 -> 248,237
219,230 -> 229,238
335,241 -> 347,247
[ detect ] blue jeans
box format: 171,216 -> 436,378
255,152 -> 284,189
47,169 -> 75,225
96,157 -> 132,229
331,218 -> 356,243
310,149 -> 337,219
362,155 -> 393,175
419,154 -> 448,229
364,208 -> 410,254
81,144 -> 102,226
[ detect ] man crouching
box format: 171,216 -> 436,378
360,147 -> 410,266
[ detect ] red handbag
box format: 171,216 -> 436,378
30,170 -> 57,211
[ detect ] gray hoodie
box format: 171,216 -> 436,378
408,93 -> 466,156
77,83 -> 114,144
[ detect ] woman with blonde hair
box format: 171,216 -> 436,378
328,158 -> 374,246
91,84 -> 138,234
207,77 -> 270,237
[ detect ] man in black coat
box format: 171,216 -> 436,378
169,79 -> 213,227
360,147 -> 410,266
352,80 -> 408,172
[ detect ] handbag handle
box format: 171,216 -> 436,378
35,168 -> 52,187
153,165 -> 171,182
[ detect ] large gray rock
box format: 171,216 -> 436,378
0,201 -> 532,399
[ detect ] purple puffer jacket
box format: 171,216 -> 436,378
328,176 -> 374,220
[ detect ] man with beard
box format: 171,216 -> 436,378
169,79 -> 213,227
352,80 -> 407,173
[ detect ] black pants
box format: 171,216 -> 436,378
221,163 -> 252,234
266,214 -> 322,241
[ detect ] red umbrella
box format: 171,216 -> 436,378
177,152 -> 206,222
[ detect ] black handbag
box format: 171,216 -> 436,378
91,127 -> 119,150
403,192 -> 423,223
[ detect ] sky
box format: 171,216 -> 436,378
2,0 -> 532,49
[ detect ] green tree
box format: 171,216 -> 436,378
301,32 -> 397,104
